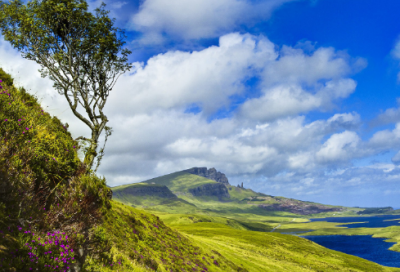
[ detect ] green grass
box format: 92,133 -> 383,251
141,172 -> 217,192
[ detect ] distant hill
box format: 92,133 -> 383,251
111,168 -> 360,216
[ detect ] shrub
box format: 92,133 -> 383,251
0,67 -> 14,86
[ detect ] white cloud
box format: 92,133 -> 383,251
107,33 -> 363,122
316,131 -> 361,163
130,0 -> 295,43
263,46 -> 354,85
327,112 -> 361,130
238,45 -> 363,121
368,123 -> 400,150
108,33 -> 277,116
238,79 -> 357,121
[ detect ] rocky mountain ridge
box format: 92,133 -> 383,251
244,196 -> 343,215
184,167 -> 230,185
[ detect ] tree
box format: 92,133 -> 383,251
0,0 -> 132,174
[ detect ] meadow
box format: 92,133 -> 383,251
1,67 -> 400,271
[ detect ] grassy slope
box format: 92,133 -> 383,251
113,171 -> 369,219
113,172 -> 307,217
90,201 -> 400,271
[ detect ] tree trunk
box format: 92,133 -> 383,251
83,130 -> 99,174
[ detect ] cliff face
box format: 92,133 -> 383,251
185,167 -> 230,185
188,183 -> 230,200
115,185 -> 177,199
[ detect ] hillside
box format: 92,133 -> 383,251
112,169 -> 361,218
1,68 -> 400,271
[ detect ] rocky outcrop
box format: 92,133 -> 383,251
188,183 -> 230,200
244,196 -> 344,215
257,202 -> 343,215
259,203 -> 342,215
185,167 -> 230,185
115,184 -> 177,198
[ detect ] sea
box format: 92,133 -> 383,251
299,215 -> 400,267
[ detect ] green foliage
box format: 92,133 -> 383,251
0,67 -> 13,86
0,68 -> 111,270
91,201 -> 245,272
140,172 -> 217,192
0,77 -> 83,193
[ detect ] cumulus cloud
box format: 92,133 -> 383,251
368,123 -> 400,150
326,112 -> 361,130
129,0 -> 295,43
316,131 -> 361,164
238,45 -> 364,121
108,33 -> 365,122
107,33 -> 277,116
238,79 -> 357,121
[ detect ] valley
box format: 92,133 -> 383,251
111,167 -> 400,270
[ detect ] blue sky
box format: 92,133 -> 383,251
1,0 -> 400,207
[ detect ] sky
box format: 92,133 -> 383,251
1,0 -> 400,208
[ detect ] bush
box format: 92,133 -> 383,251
0,67 -> 14,86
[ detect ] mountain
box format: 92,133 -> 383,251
111,168 -> 354,216
184,167 -> 230,185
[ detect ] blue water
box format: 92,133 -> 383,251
310,215 -> 400,228
301,235 -> 400,267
